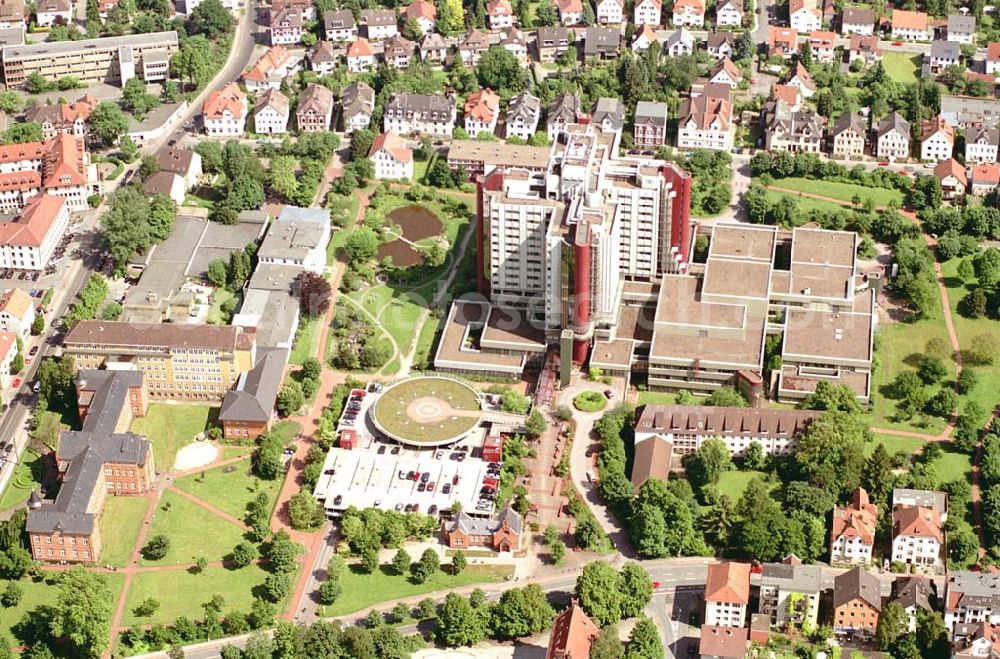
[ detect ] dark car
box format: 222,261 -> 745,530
428,505 -> 438,516
377,445 -> 386,454
28,346 -> 38,357
390,446 -> 400,455
442,483 -> 451,494
417,482 -> 426,492
333,494 -> 343,505
420,472 -> 430,483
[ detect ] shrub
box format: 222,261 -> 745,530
573,391 -> 607,413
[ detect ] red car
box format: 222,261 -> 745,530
11,378 -> 20,389
892,41 -> 903,46
651,581 -> 661,589
483,477 -> 500,487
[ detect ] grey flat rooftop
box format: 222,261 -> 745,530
4,29 -> 177,57
187,220 -> 267,277
248,263 -> 301,292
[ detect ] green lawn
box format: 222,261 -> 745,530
413,155 -> 432,184
865,434 -> 925,458
378,292 -> 426,354
382,355 -> 401,376
121,563 -> 284,627
320,564 -> 513,617
328,227 -> 353,264
0,449 -> 42,511
764,190 -> 848,215
141,490 -> 248,566
931,445 -> 972,482
289,314 -> 320,365
412,315 -> 441,369
769,177 -> 903,207
99,495 -> 151,567
207,290 -> 237,325
173,459 -> 282,521
131,404 -> 214,471
372,377 -> 481,443
0,574 -> 125,650
883,52 -> 922,84
272,420 -> 302,444
716,470 -> 770,500
637,391 -> 680,406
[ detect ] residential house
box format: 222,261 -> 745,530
830,487 -> 878,565
634,0 -> 662,26
346,38 -> 376,73
672,0 -> 703,27
322,9 -> 356,41
808,30 -> 836,63
789,0 -> 820,33
665,27 -> 694,56
296,83 -> 334,133
769,26 -> 797,58
464,88 -> 501,136
634,101 -> 669,147
267,9 -> 304,46
421,32 -> 449,62
772,84 -> 801,111
892,492 -> 946,569
546,92 -> 582,139
966,126 -> 999,163
252,88 -> 290,135
785,62 -> 816,98
875,112 -> 911,162
927,40 -> 961,74
948,13 -> 976,44
971,163 -> 1000,197
405,0 -> 436,34
892,9 -> 930,41
988,42 -> 1000,75
487,0 -> 514,29
309,40 -> 338,76
555,0 -> 583,25
678,93 -> 733,151
536,26 -> 571,62
706,30 -> 735,59
584,26 -> 620,60
952,623 -> 1000,659
0,195 -> 70,270
708,57 -> 742,88
242,45 -> 298,92
833,567 -> 881,638
762,99 -> 822,152
892,577 -> 935,633
847,34 -> 882,68
202,82 -> 247,137
341,81 -> 376,132
156,147 -> 201,190
921,115 -> 954,161
704,562 -> 751,628
269,0 -> 315,21
143,171 -> 185,205
506,91 -> 540,141
759,560 -> 822,629
383,34 -> 417,69
944,572 -> 1000,631
459,29 -> 490,66
0,288 -> 33,340
0,0 -> 24,29
840,6 -> 874,35
384,92 -> 456,136
0,334 -> 15,390
547,603 -> 599,659
632,24 -> 659,51
592,97 -> 625,133
501,27 -> 529,64
257,206 -> 331,274
362,9 -> 398,40
25,95 -> 95,141
716,0 -> 742,27
596,0 -> 623,23
935,158 -> 967,199
699,626 -> 748,659
368,130 -> 413,180
219,351 -> 284,441
831,112 -> 866,159
444,506 -> 523,551
36,0 -> 71,27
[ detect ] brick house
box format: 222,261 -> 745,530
833,567 -> 882,638
219,350 -> 284,441
296,83 -> 334,132
634,100 -> 669,147
444,506 -> 522,551
547,602 -> 599,658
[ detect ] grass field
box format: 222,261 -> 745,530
173,459 -> 282,521
769,177 -> 903,207
412,315 -> 441,369
764,189 -> 848,216
272,420 -> 302,444
0,449 -> 42,511
716,470 -> 770,500
373,377 -> 482,443
865,434 -> 925,458
320,564 -> 513,617
932,445 -> 973,482
121,563 -> 283,627
207,290 -> 237,325
131,404 -> 214,470
637,391 -> 679,406
99,495 -> 151,567
883,52 -> 922,84
141,490 -> 248,566
289,314 -> 320,365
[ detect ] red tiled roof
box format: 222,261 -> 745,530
244,45 -> 291,82
488,0 -> 513,15
699,625 -> 749,659
203,82 -> 246,120
893,504 -> 943,541
406,0 -> 436,20
464,88 -> 501,123
547,602 -> 599,659
0,194 -> 65,247
42,133 -> 86,188
555,0 -> 582,14
705,562 -> 750,605
773,84 -> 799,105
369,130 -> 412,163
935,158 -> 967,186
893,9 -> 928,30
674,0 -> 704,10
972,163 -> 1000,185
988,42 -> 1000,61
347,37 -> 374,57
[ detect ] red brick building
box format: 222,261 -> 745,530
547,602 -> 599,659
444,506 -> 522,552
218,350 -> 284,441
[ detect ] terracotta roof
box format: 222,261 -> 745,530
42,134 -> 86,188
893,504 -> 943,541
705,562 -> 751,605
203,82 -> 246,120
244,45 -> 291,82
25,95 -> 96,127
769,25 -> 796,46
0,194 -> 66,247
347,37 -> 374,57
679,94 -> 732,130
711,57 -> 743,82
989,42 -> 1000,60
555,0 -> 582,14
674,0 -> 704,10
64,320 -> 249,351
921,115 -> 954,144
488,0 -> 513,15
809,29 -> 835,47
546,602 -> 599,659
369,130 -> 412,163
699,625 -> 748,659
773,84 -> 799,105
935,158 -> 967,186
0,142 -> 45,165
0,287 -> 32,321
850,34 -> 881,55
893,9 -> 928,30
789,0 -> 819,16
787,62 -> 815,89
972,163 -> 1000,185
464,88 -> 501,123
406,0 -> 436,20
0,171 -> 39,192
831,487 -> 878,545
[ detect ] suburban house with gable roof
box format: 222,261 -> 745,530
705,561 -> 751,628
219,350 -> 284,441
547,602 -> 599,659
444,506 -> 523,551
830,487 -> 878,565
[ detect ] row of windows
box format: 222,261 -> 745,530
36,534 -> 89,546
105,468 -> 137,477
39,548 -> 91,559
106,481 -> 139,491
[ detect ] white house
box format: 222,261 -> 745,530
404,0 -> 437,35
665,27 -> 694,56
36,0 -> 71,27
921,116 -> 954,161
341,81 -> 375,133
555,0 -> 583,25
704,562 -> 750,628
260,206 -> 331,274
487,0 -> 514,29
346,38 -> 376,72
967,127 -> 999,164
368,130 -> 413,180
142,171 -> 186,206
715,0 -> 742,27
202,82 -> 247,137
785,63 -> 816,98
891,504 -> 943,570
892,9 -> 930,41
252,88 -> 289,135
830,488 -> 878,566
875,112 -> 911,163
0,331 -> 16,391
0,288 -> 34,341
633,0 -> 661,26
362,9 -> 398,40
596,0 -> 623,24
0,194 -> 70,271
672,0 -> 703,27
988,43 -> 1000,75
789,0 -> 821,33
841,6 -> 875,35
463,88 -> 501,136
677,94 -> 733,151
505,91 -> 540,141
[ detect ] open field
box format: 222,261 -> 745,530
883,52 -> 922,84
99,495 -> 151,567
289,314 -> 320,365
173,459 -> 283,521
716,470 -> 770,500
140,490 -> 247,566
864,434 -> 925,458
764,190 -> 847,215
770,177 -> 903,207
637,391 -> 679,406
131,404 -> 214,470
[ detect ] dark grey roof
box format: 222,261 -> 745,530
948,13 -> 975,34
706,31 -> 735,48
508,91 -> 540,123
323,9 -> 355,30
386,92 -> 454,120
157,147 -> 197,176
832,112 -> 866,137
635,101 -> 668,127
342,81 -> 375,119
969,126 -> 999,146
833,567 -> 882,610
74,370 -> 145,435
761,562 -> 822,593
536,26 -> 569,48
547,93 -> 581,123
219,350 -> 284,423
842,6 -> 875,26
877,111 -> 910,139
892,576 -> 934,611
930,39 -> 961,60
592,97 -> 625,129
583,26 -> 619,56
446,505 -> 523,535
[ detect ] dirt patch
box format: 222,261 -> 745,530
387,204 -> 443,241
173,441 -> 219,471
378,240 -> 424,267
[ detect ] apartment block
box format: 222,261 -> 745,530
0,194 -> 70,270
945,572 -> 1000,631
1,31 -> 177,88
833,567 -> 882,637
383,92 -> 456,137
705,562 -> 751,628
830,487 -> 878,565
759,560 -> 822,629
62,321 -> 255,401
